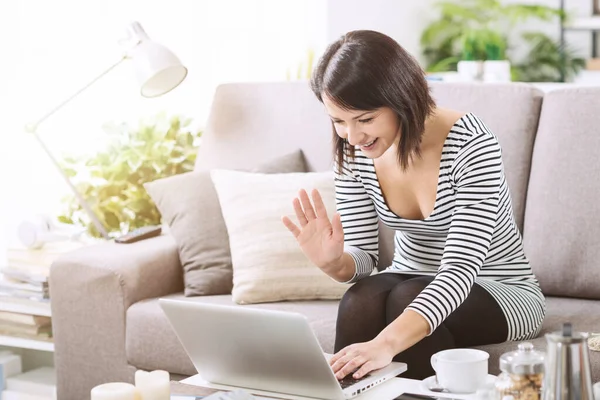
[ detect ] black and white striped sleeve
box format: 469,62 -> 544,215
334,156 -> 379,283
406,133 -> 502,334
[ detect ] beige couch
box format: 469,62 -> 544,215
49,81 -> 600,400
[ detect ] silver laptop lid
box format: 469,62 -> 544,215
159,299 -> 345,400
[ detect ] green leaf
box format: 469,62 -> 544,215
436,2 -> 486,23
62,156 -> 79,165
63,167 -> 78,178
501,4 -> 560,24
126,198 -> 151,213
102,211 -> 121,230
426,56 -> 461,72
57,215 -> 74,224
58,112 -> 202,238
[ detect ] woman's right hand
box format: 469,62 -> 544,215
282,188 -> 345,272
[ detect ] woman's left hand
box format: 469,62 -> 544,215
329,337 -> 395,380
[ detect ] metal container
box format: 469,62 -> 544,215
542,323 -> 594,400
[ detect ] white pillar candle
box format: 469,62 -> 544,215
135,370 -> 170,400
91,382 -> 140,400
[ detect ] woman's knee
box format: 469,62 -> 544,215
338,274 -> 403,317
386,276 -> 434,321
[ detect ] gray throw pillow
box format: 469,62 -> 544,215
144,150 -> 307,296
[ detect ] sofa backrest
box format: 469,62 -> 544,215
523,87 -> 600,300
196,81 -> 543,271
428,82 -> 543,233
195,82 -> 333,173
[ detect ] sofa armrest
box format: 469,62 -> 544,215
49,234 -> 183,400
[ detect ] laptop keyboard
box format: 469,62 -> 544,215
338,373 -> 370,389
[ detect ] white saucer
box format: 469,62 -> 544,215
421,374 -> 497,394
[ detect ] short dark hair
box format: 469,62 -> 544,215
310,30 -> 436,173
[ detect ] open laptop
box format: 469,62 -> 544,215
159,299 -> 407,400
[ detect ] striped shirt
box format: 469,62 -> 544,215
335,112 -> 545,341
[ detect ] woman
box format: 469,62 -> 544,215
281,30 -> 546,381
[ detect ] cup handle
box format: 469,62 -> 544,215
430,353 -> 438,372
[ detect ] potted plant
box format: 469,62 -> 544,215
457,28 -> 507,81
481,29 -> 511,82
421,0 -> 583,82
58,112 -> 202,238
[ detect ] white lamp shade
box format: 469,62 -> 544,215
126,22 -> 188,98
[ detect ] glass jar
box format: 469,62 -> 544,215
495,342 -> 545,400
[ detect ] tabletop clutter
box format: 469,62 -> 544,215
91,370 -> 170,400
89,323 -> 598,400
487,323 -> 596,400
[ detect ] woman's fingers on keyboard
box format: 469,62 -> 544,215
353,361 -> 375,379
334,355 -> 365,379
329,348 -> 347,368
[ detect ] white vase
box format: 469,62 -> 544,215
483,60 -> 511,82
457,60 -> 484,82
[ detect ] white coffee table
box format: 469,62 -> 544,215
180,374 -> 481,400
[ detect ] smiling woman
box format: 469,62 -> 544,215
282,29 -> 546,381
311,30 -> 435,173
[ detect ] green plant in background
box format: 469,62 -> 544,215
58,113 -> 202,238
511,32 -> 585,82
420,0 -> 583,81
460,28 -> 506,61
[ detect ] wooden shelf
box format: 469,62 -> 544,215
0,335 -> 54,352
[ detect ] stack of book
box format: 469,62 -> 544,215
0,241 -> 84,343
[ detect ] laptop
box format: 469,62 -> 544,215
159,299 -> 407,400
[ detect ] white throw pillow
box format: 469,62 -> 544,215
210,169 -> 349,304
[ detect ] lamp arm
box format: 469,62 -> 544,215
30,130 -> 110,239
25,54 -> 128,240
26,55 -> 127,132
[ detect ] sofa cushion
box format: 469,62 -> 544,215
428,82 -> 543,234
523,88 -> 600,299
126,294 -> 340,376
210,169 -> 349,304
475,296 -> 600,381
144,150 -> 307,297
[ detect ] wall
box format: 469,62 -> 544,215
326,0 -> 437,63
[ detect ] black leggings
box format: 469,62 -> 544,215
334,273 -> 509,379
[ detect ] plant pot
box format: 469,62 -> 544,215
483,60 -> 511,82
457,60 -> 484,82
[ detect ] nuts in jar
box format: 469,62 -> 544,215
495,343 -> 545,400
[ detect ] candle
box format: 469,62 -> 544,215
135,370 -> 170,400
91,382 -> 141,400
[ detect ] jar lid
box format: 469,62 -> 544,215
499,342 -> 545,374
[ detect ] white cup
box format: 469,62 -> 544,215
593,382 -> 600,400
431,348 -> 489,393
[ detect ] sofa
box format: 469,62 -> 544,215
49,81 -> 600,400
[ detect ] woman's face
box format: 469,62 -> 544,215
322,94 -> 400,159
